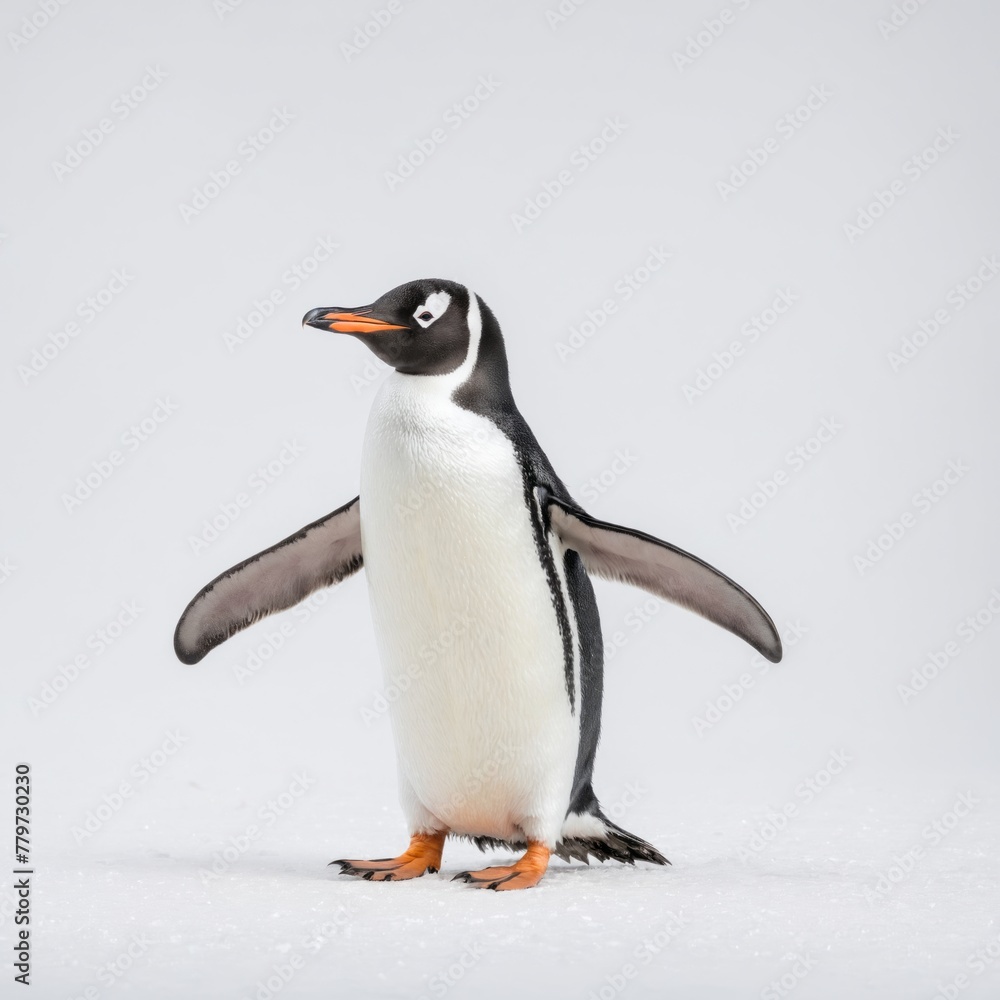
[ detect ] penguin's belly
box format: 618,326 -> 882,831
360,380 -> 577,842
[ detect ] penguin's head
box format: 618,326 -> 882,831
303,279 -> 479,376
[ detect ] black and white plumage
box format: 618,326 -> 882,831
174,279 -> 782,888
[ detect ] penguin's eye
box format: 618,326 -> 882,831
413,291 -> 451,328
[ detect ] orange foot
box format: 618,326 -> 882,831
453,842 -> 551,891
332,830 -> 446,882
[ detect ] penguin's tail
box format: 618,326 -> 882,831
555,809 -> 670,866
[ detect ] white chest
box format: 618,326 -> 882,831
358,374 -> 578,839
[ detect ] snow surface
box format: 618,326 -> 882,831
4,0 -> 1000,996
12,752 -> 1000,999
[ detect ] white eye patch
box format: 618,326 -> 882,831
413,291 -> 451,328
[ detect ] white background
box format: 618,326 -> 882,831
3,0 -> 999,997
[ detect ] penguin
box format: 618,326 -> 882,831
174,278 -> 782,891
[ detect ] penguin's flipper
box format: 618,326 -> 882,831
542,490 -> 782,662
174,496 -> 363,665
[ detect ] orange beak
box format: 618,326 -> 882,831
302,307 -> 407,335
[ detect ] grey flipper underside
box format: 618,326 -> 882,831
541,489 -> 782,663
173,497 -> 363,665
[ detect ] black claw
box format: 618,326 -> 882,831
452,869 -> 513,888
333,858 -> 414,880
487,873 -> 518,890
